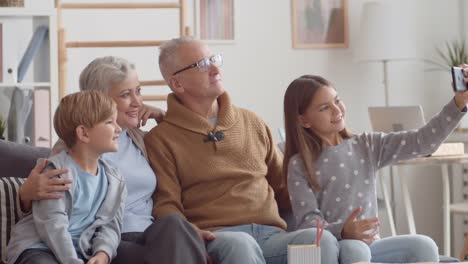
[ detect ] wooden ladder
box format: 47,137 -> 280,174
55,1 -> 189,101
460,236 -> 468,261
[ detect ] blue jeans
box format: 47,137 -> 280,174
339,235 -> 439,264
206,224 -> 339,264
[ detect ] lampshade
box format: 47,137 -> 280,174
356,1 -> 420,62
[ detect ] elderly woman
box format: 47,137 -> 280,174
15,57 -> 207,264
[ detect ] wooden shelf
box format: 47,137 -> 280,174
455,127 -> 468,134
450,202 -> 468,214
59,3 -> 180,9
0,82 -> 51,88
0,8 -> 55,16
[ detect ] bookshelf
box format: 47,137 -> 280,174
0,6 -> 58,147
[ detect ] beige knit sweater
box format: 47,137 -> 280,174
144,92 -> 289,231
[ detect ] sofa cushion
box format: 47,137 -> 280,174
0,177 -> 26,264
0,140 -> 50,178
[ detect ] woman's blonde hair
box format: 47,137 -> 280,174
79,56 -> 135,93
283,75 -> 352,191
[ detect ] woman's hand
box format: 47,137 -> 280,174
87,252 -> 109,264
454,64 -> 468,110
190,222 -> 216,242
138,104 -> 166,127
341,207 -> 380,244
199,227 -> 216,263
197,228 -> 216,242
19,159 -> 70,212
191,224 -> 215,264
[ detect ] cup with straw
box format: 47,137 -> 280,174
287,217 -> 325,264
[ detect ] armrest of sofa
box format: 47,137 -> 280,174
0,140 -> 50,178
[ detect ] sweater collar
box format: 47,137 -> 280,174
164,92 -> 238,135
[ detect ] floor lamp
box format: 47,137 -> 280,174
357,1 -> 420,237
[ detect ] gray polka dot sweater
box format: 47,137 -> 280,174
287,99 -> 465,240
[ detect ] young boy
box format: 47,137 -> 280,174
7,90 -> 125,264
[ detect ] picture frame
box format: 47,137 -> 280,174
194,0 -> 235,44
291,0 -> 348,49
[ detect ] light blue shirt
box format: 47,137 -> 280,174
69,160 -> 108,249
29,156 -> 108,257
103,130 -> 156,233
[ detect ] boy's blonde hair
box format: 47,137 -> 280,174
54,90 -> 116,148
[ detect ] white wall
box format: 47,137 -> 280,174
59,0 -> 460,135
18,0 -> 467,254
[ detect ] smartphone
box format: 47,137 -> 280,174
452,66 -> 467,92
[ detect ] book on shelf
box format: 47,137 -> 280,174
1,18 -> 18,84
33,88 -> 50,147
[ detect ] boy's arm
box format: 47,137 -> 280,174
33,172 -> 83,264
91,184 -> 127,261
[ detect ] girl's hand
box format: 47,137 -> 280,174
138,104 -> 165,127
87,252 -> 109,264
454,64 -> 468,110
19,159 -> 70,212
341,207 -> 380,243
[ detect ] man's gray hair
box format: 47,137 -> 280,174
158,36 -> 196,80
79,56 -> 135,93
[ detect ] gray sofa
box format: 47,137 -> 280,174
0,140 -> 459,263
0,140 -> 50,179
0,140 -> 51,263
0,139 -> 295,225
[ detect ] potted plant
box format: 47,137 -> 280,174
0,114 -> 5,140
427,40 -> 468,71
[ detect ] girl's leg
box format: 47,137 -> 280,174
370,235 -> 439,263
338,239 -> 371,264
258,226 -> 340,264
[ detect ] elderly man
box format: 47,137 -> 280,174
144,37 -> 338,264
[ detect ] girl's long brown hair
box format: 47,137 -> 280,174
283,75 -> 352,191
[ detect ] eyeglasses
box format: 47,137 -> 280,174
172,54 -> 223,75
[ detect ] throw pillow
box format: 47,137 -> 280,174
0,177 -> 25,264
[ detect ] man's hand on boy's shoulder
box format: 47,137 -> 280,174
87,251 -> 109,264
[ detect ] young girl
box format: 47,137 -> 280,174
283,73 -> 468,264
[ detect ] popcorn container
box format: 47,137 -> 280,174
287,244 -> 321,264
